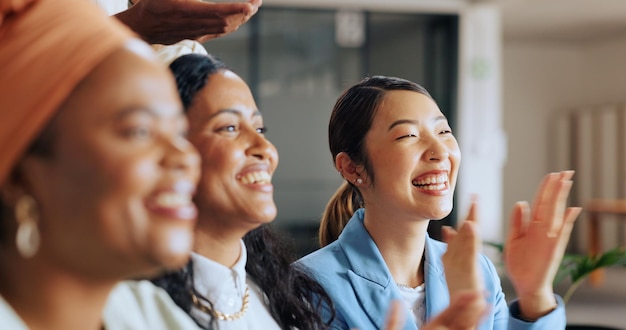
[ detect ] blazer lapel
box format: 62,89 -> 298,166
424,236 -> 450,321
339,210 -> 418,330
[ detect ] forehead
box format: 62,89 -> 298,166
62,49 -> 182,125
199,70 -> 256,110
187,70 -> 258,124
373,90 -> 444,126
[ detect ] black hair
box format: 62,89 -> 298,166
151,54 -> 334,330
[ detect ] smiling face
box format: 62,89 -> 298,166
19,47 -> 201,279
185,70 -> 278,233
362,90 -> 460,221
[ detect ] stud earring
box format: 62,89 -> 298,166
356,178 -> 363,185
15,195 -> 40,258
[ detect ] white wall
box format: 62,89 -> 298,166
502,41 -> 584,239
502,36 -> 626,250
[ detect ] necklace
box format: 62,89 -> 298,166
191,285 -> 250,321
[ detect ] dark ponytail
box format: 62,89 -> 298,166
319,182 -> 363,247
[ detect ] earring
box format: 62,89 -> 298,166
15,195 -> 40,258
356,178 -> 363,185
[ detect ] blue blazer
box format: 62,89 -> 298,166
297,209 -> 565,330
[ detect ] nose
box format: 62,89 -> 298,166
246,127 -> 278,165
162,135 -> 201,179
425,136 -> 449,162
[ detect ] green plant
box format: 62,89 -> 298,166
484,242 -> 626,304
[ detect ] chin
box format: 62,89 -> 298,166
430,208 -> 453,220
147,228 -> 194,270
256,205 -> 277,223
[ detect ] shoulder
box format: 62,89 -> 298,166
0,295 -> 28,330
298,241 -> 345,267
103,280 -> 200,330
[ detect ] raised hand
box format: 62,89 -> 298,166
504,171 -> 581,320
442,199 -> 484,298
116,0 -> 262,45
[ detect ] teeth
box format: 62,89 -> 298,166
413,173 -> 448,186
154,192 -> 191,208
239,171 -> 272,184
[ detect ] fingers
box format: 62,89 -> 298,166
464,196 -> 479,224
526,170 -> 575,237
443,197 -> 478,244
187,2 -> 254,18
529,172 -> 558,223
423,291 -> 488,330
382,300 -> 405,330
546,178 -> 573,237
508,201 -> 530,240
555,207 -> 582,247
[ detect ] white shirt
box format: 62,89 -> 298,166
0,280 -> 201,330
396,283 -> 427,329
190,241 -> 281,330
91,0 -> 127,15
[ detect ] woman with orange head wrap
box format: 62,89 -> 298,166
0,0 -> 203,328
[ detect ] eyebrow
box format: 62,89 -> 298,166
207,108 -> 262,120
115,107 -> 158,120
387,115 -> 447,131
115,107 -> 186,123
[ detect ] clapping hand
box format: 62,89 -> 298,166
116,0 -> 262,45
504,171 -> 581,320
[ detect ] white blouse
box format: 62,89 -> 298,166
0,280 -> 201,330
190,241 -> 281,330
396,283 -> 427,329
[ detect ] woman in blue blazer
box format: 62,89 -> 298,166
297,76 -> 580,330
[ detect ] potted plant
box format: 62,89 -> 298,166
485,242 -> 626,330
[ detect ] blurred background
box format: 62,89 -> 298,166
206,0 -> 626,269
204,0 -> 626,327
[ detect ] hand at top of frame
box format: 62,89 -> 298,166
504,171 -> 582,321
115,0 -> 261,45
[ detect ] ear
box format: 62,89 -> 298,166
335,152 -> 367,186
1,156 -> 47,208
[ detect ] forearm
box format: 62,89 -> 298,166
516,288 -> 557,321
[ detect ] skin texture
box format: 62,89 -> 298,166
186,69 -> 278,267
115,0 -> 262,45
0,47 -> 200,330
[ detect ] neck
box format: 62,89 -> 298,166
0,251 -> 116,330
193,217 -> 247,267
363,205 -> 430,287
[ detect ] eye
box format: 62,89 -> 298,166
396,133 -> 418,140
217,125 -> 238,133
124,126 -> 153,140
256,126 -> 267,134
439,128 -> 452,134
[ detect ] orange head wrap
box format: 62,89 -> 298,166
0,0 -> 135,185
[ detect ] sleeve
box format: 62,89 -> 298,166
508,296 -> 566,330
480,254 -> 566,330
